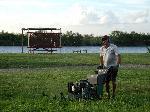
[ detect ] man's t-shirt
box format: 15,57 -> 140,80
100,44 -> 119,67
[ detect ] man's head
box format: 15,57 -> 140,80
102,35 -> 110,47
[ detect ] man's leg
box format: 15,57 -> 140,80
111,68 -> 118,98
112,81 -> 116,98
105,81 -> 110,99
97,74 -> 106,99
105,67 -> 112,99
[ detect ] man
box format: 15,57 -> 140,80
99,35 -> 121,99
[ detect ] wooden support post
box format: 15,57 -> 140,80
21,29 -> 24,53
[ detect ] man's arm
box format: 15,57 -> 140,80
114,45 -> 121,66
100,56 -> 104,65
116,54 -> 121,65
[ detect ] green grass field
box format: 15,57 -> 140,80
0,53 -> 150,68
0,53 -> 150,112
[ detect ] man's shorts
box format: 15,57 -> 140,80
105,67 -> 118,82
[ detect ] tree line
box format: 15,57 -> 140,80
0,30 -> 150,46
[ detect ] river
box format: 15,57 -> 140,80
0,46 -> 148,53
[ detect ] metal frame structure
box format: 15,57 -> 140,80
21,28 -> 61,53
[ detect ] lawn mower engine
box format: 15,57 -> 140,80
68,80 -> 98,99
67,66 -> 108,100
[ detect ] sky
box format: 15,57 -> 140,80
0,0 -> 150,35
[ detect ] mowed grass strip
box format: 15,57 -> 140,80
0,53 -> 99,68
0,53 -> 150,69
0,66 -> 150,112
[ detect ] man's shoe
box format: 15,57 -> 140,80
112,94 -> 115,99
107,94 -> 110,99
98,95 -> 102,100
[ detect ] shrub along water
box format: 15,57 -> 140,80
0,30 -> 150,46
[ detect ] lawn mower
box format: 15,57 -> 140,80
67,66 -> 109,100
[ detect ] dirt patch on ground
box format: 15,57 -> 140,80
120,64 -> 150,68
0,64 -> 150,72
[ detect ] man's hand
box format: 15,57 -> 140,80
116,64 -> 120,68
112,64 -> 120,69
97,65 -> 104,69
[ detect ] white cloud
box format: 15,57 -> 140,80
123,10 -> 149,24
111,0 -> 149,5
0,0 -> 150,35
80,12 -> 100,25
99,11 -> 119,24
59,4 -> 83,25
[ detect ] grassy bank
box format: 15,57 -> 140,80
0,53 -> 150,111
0,53 -> 150,68
0,67 -> 150,112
